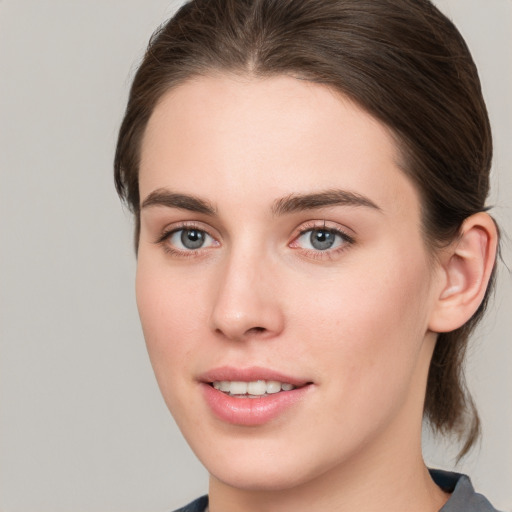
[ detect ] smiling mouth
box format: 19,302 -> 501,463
203,373 -> 313,425
211,379 -> 303,398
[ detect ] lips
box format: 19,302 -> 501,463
199,366 -> 313,426
199,366 -> 310,387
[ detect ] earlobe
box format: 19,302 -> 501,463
428,212 -> 498,333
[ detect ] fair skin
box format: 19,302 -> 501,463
136,74 -> 496,512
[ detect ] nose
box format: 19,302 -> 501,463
209,248 -> 285,341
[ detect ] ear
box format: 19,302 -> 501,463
428,212 -> 498,333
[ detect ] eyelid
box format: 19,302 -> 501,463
155,219 -> 218,240
154,221 -> 221,255
152,219 -> 355,259
289,220 -> 356,258
291,220 -> 355,242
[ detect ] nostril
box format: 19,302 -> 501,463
247,326 -> 266,334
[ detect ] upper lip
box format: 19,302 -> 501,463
198,366 -> 311,387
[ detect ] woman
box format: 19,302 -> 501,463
114,0 -> 501,510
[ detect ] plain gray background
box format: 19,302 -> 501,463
0,1 -> 510,511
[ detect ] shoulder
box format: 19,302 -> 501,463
430,469 -> 503,512
171,495 -> 208,512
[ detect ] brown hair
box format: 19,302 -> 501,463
114,0 -> 496,457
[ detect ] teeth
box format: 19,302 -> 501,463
211,379 -> 298,396
219,381 -> 231,392
266,380 -> 281,394
229,381 -> 248,395
247,380 -> 267,395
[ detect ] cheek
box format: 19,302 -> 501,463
290,246 -> 434,402
296,251 -> 430,337
135,258 -> 206,392
136,252 -> 208,332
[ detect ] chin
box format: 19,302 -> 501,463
195,435 -> 348,494
209,463 -> 315,492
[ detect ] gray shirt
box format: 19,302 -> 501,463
431,469 -> 501,512
173,470 -> 502,512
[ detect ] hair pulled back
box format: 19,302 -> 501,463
114,0 -> 496,457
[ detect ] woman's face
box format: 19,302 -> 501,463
137,75 -> 442,491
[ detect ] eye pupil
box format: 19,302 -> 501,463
310,229 -> 335,250
181,229 -> 205,249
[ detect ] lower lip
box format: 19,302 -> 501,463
201,383 -> 311,426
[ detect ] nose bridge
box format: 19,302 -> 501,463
209,240 -> 283,340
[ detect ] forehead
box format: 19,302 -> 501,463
139,74 -> 420,219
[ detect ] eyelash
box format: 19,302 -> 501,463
154,222 -> 216,258
290,222 -> 355,260
154,221 -> 355,260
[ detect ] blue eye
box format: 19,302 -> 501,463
169,228 -> 215,250
296,228 -> 350,251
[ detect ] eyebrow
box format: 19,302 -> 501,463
140,187 -> 381,216
141,188 -> 216,215
272,189 -> 381,215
